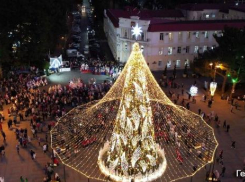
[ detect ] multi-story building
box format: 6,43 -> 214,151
104,4 -> 245,70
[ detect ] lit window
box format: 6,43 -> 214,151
185,59 -> 190,67
178,32 -> 182,40
141,45 -> 144,52
168,47 -> 173,55
203,46 -> 207,52
212,14 -> 216,18
204,31 -> 209,38
196,32 -> 199,38
160,33 -> 164,40
194,46 -> 199,53
206,14 -> 209,19
169,33 -> 172,41
176,60 -> 181,67
159,48 -> 163,55
167,60 -> 171,68
177,47 -> 181,53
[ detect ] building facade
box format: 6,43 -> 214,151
104,5 -> 245,70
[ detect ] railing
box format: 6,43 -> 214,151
119,36 -> 149,43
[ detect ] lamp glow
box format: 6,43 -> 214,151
210,82 -> 217,96
190,85 -> 198,96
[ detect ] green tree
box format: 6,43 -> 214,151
195,27 -> 245,97
0,0 -> 72,69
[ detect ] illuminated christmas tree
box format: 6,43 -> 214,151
51,25 -> 218,182
98,43 -> 166,181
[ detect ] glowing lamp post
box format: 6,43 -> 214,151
190,85 -> 198,96
210,82 -> 217,98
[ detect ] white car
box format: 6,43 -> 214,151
84,48 -> 89,54
77,52 -> 85,58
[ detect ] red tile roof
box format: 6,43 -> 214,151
148,20 -> 245,32
106,9 -> 184,27
106,9 -> 245,32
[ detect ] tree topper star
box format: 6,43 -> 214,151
131,23 -> 142,40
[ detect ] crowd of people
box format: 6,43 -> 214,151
67,57 -> 123,81
0,66 -> 244,181
0,67 -> 113,181
159,77 -> 245,182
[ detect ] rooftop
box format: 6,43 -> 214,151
106,9 -> 184,27
105,7 -> 245,32
148,19 -> 245,32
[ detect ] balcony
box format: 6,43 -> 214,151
119,36 -> 149,43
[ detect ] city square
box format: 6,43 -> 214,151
0,0 -> 245,182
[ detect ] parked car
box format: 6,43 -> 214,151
88,34 -> 94,39
67,49 -> 78,57
72,35 -> 81,39
66,49 -> 84,58
84,48 -> 89,54
72,11 -> 80,15
92,43 -> 100,48
72,36 -> 82,42
70,43 -> 80,49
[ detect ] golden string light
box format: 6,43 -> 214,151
51,43 -> 218,182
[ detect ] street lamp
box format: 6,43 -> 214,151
210,82 -> 217,97
190,85 -> 198,96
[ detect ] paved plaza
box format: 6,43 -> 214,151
0,70 -> 244,182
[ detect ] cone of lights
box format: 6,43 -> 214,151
51,43 -> 218,182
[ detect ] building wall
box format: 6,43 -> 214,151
146,30 -> 218,70
104,15 -> 220,71
228,9 -> 245,19
182,9 -> 220,20
217,9 -> 245,20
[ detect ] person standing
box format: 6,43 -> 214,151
1,131 -> 6,141
230,105 -> 234,113
43,144 -> 47,153
38,137 -> 41,146
45,133 -> 48,142
223,120 -> 227,128
198,108 -> 201,115
220,165 -> 226,177
30,150 -> 35,160
219,150 -> 223,159
226,125 -> 230,133
231,141 -> 236,149
16,144 -> 20,154
20,176 -> 24,182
